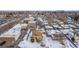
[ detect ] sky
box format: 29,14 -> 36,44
0,0 -> 79,10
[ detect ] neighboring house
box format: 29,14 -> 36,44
0,36 -> 15,47
28,20 -> 37,30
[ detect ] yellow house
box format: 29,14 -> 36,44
31,30 -> 43,43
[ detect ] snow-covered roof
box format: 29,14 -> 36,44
38,17 -> 43,22
21,24 -> 27,27
46,30 -> 61,35
45,26 -> 53,29
28,20 -> 36,24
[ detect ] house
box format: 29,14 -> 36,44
52,33 -> 66,45
21,24 -> 28,34
0,36 -> 15,47
21,24 -> 28,30
28,20 -> 37,30
53,33 -> 66,40
31,30 -> 43,42
37,17 -> 44,27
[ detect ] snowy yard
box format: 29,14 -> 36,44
18,33 -> 66,48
